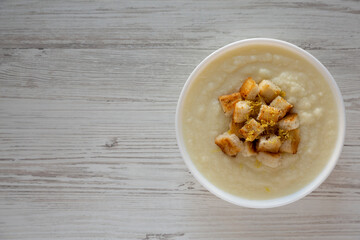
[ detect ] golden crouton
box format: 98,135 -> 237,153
218,92 -> 242,116
280,129 -> 300,154
215,132 -> 243,157
257,152 -> 281,168
257,105 -> 282,123
239,77 -> 260,101
278,113 -> 299,131
242,141 -> 257,157
233,101 -> 251,123
259,80 -> 281,103
239,118 -> 264,142
256,134 -> 282,153
229,120 -> 244,138
269,96 -> 293,119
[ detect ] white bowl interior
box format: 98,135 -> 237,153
176,38 -> 345,208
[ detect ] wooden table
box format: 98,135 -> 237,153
1,1 -> 359,239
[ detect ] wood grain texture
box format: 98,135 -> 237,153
0,0 -> 359,239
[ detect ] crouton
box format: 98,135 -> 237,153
218,92 -> 242,116
229,120 -> 244,138
256,134 -> 282,153
215,132 -> 243,157
233,101 -> 251,123
239,77 -> 260,100
259,80 -> 281,103
242,141 -> 257,157
278,113 -> 299,131
269,96 -> 293,119
257,152 -> 281,168
257,105 -> 282,123
246,95 -> 266,117
280,129 -> 300,154
239,118 -> 264,141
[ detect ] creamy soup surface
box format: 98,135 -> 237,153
182,44 -> 338,199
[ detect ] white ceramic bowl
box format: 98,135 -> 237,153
175,38 -> 345,208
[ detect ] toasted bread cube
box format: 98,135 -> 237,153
270,96 -> 293,119
256,134 -> 281,153
257,105 -> 282,123
259,80 -> 281,103
233,101 -> 251,123
257,152 -> 281,168
280,129 -> 300,154
242,141 -> 257,157
229,120 -> 244,138
240,77 -> 260,100
278,113 -> 299,131
218,92 -> 242,116
215,132 -> 243,157
239,119 -> 264,142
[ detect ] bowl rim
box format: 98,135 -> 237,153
175,38 -> 346,208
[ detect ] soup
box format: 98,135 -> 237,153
182,44 -> 338,199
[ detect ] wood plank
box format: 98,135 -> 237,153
0,0 -> 359,239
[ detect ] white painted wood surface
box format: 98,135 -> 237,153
0,0 -> 359,239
